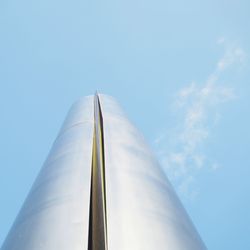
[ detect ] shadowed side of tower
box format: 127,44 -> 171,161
88,95 -> 108,250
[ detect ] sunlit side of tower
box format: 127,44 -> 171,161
1,94 -> 206,250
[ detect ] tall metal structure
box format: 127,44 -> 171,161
1,94 -> 206,250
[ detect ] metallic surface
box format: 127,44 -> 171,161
1,96 -> 94,250
99,95 -> 206,250
1,94 -> 206,250
88,94 -> 108,250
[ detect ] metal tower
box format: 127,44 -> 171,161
1,94 -> 206,250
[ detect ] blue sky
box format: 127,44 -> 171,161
0,0 -> 250,249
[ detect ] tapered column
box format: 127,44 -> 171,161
2,94 -> 206,250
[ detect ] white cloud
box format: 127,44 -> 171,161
217,37 -> 226,44
211,162 -> 220,171
217,43 -> 246,71
177,175 -> 198,201
155,39 -> 246,200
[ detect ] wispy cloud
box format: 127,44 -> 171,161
155,38 -> 246,200
216,38 -> 246,71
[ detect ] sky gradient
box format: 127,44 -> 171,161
1,0 -> 250,249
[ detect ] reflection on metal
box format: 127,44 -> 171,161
88,93 -> 108,250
